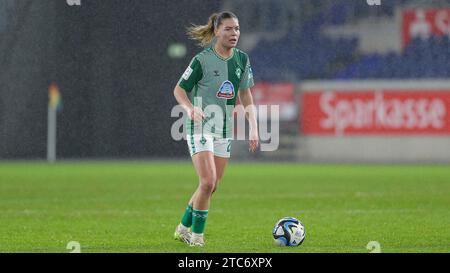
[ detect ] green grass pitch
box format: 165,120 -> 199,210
0,162 -> 449,253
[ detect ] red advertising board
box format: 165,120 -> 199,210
301,90 -> 450,135
402,8 -> 450,47
238,83 -> 297,120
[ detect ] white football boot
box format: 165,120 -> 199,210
189,233 -> 205,247
174,224 -> 191,245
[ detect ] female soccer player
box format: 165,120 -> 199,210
173,11 -> 259,246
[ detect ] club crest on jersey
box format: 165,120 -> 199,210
235,67 -> 242,79
216,80 -> 235,99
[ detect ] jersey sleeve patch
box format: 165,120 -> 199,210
178,57 -> 203,92
182,66 -> 193,80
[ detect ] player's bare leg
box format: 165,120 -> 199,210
191,151 -> 216,209
212,155 -> 228,194
188,151 -> 216,246
176,153 -> 228,246
188,155 -> 227,203
175,151 -> 215,246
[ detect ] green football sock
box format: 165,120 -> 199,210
192,209 -> 209,234
180,204 -> 194,228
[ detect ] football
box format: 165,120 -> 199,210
272,217 -> 306,247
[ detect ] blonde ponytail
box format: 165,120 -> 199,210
187,13 -> 218,47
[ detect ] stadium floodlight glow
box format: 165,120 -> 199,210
168,43 -> 187,59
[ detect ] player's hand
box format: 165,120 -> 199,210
188,106 -> 205,123
249,128 -> 259,152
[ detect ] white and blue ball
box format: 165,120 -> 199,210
272,217 -> 306,247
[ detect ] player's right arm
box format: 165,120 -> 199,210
174,56 -> 204,122
173,85 -> 204,122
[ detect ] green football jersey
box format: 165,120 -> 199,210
178,46 -> 254,138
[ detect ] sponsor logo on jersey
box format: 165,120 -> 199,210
216,80 -> 235,99
182,66 -> 193,80
214,70 -> 220,77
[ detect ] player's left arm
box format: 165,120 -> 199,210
238,88 -> 259,152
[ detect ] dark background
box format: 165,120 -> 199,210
0,0 -> 220,159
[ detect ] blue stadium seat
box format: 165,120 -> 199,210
249,1 -> 450,81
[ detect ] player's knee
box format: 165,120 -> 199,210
200,181 -> 214,194
199,175 -> 216,194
